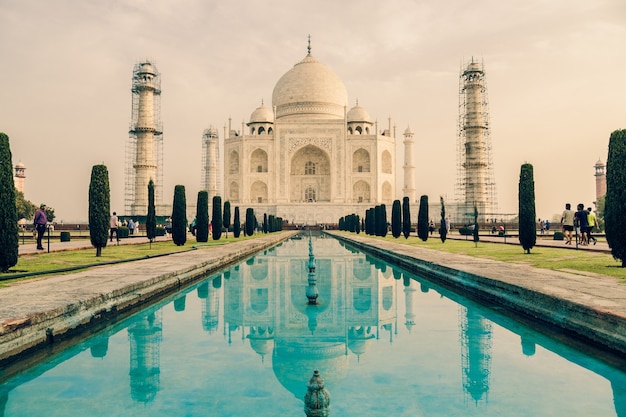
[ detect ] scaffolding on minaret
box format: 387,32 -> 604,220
125,61 -> 164,216
455,59 -> 498,223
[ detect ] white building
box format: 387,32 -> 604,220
221,44 -> 398,225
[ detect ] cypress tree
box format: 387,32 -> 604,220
212,195 -> 223,240
417,195 -> 429,241
439,196 -> 447,243
0,132 -> 18,272
402,197 -> 411,239
605,129 -> 626,267
472,205 -> 480,245
518,163 -> 536,254
355,214 -> 360,234
146,179 -> 157,243
172,185 -> 187,246
263,213 -> 268,233
380,204 -> 388,238
223,201 -> 231,237
88,164 -> 110,257
233,206 -> 241,238
391,199 -> 401,238
245,208 -> 255,236
196,191 -> 209,242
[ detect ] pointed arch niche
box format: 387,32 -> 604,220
290,145 -> 330,202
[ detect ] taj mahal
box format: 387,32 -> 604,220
126,39 -> 503,225
218,40 -> 404,225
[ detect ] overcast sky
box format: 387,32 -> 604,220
1,0 -> 624,223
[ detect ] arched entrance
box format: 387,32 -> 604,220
290,145 -> 330,202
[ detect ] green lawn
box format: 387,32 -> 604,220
340,232 -> 626,282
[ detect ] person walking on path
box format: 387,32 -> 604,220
586,207 -> 598,245
574,203 -> 589,245
109,212 -> 119,243
33,203 -> 47,250
561,203 -> 575,245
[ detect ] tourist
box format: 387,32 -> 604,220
33,203 -> 47,250
560,203 -> 575,245
109,212 -> 119,243
574,203 -> 589,245
128,218 -> 135,235
586,207 -> 598,245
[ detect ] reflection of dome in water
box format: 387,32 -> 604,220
247,326 -> 275,361
348,326 -> 375,357
272,339 -> 348,398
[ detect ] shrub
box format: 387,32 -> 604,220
118,226 -> 130,238
553,231 -> 564,240
60,231 -> 71,242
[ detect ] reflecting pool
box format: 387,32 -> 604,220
2,235 -> 626,416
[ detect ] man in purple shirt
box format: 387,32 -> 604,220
33,203 -> 48,250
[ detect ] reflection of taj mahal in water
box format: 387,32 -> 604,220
4,236 -> 626,415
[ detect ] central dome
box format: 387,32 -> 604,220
272,53 -> 348,120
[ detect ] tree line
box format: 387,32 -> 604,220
2,129 -> 626,270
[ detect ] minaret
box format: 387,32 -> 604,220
126,61 -> 163,215
456,59 -> 497,221
594,159 -> 606,205
402,126 -> 416,202
201,126 -> 219,201
13,162 -> 25,194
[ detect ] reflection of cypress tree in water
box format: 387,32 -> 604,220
0,388 -> 8,417
128,311 -> 162,403
520,334 -> 536,357
90,335 -> 109,358
173,294 -> 186,312
459,307 -> 492,404
611,379 -> 626,417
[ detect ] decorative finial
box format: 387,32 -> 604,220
304,369 -> 330,417
307,34 -> 311,55
261,98 -> 264,105
356,98 -> 359,106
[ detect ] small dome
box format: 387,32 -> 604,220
15,161 -> 25,169
137,62 -> 157,76
404,126 -> 413,135
595,158 -> 604,167
203,126 -> 219,138
347,104 -> 371,123
249,103 -> 274,123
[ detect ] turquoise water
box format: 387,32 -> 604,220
2,235 -> 626,416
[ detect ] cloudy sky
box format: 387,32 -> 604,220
1,0 -> 624,223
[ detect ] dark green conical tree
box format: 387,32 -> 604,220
88,164 -> 110,257
439,196 -> 447,243
245,208 -> 255,236
402,197 -> 411,239
233,206 -> 241,238
355,214 -> 360,234
263,213 -> 268,233
0,132 -> 18,272
472,205 -> 480,246
518,163 -> 536,254
172,185 -> 187,246
417,195 -> 429,242
223,201 -> 231,238
391,199 -> 401,238
380,204 -> 388,238
146,179 -> 157,243
196,191 -> 209,242
212,196 -> 223,240
605,129 -> 626,267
